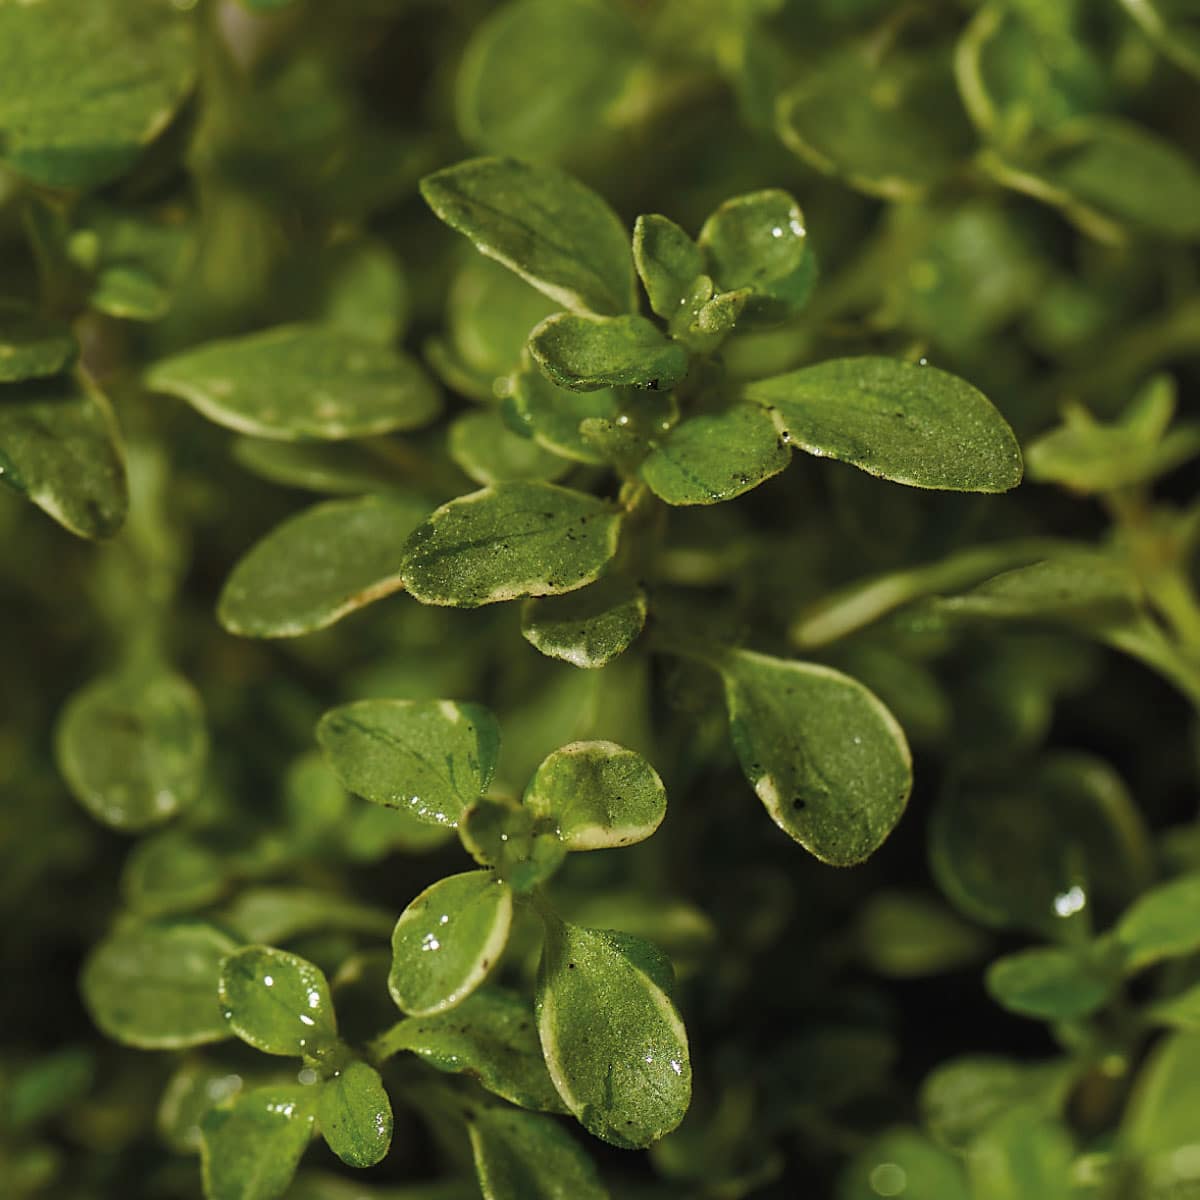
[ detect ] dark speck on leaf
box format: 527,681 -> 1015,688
793,798 -> 807,810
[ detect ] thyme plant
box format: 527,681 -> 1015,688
3,1 -> 1200,1198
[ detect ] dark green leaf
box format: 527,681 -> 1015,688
633,214 -> 705,322
219,946 -> 337,1058
1117,0 -> 1200,79
449,409 -> 570,485
81,921 -> 235,1049
855,890 -> 989,979
524,741 -> 667,851
520,576 -> 646,668
0,0 -> 195,189
0,374 -> 127,539
317,698 -> 500,827
985,945 -> 1115,1020
468,1103 -> 609,1200
317,1060 -> 392,1168
401,482 -> 622,608
374,986 -> 566,1113
218,495 -> 428,638
56,665 -> 207,832
201,1083 -> 318,1200
420,157 -> 635,316
122,829 -> 226,917
537,918 -> 690,1148
715,648 -> 912,866
503,361 -> 621,464
641,402 -> 790,506
529,313 -> 688,392
389,871 -> 513,1016
745,356 -> 1023,493
456,0 -> 642,165
0,302 -> 76,382
6,1047 -> 95,1131
146,325 -> 440,441
231,439 -> 407,496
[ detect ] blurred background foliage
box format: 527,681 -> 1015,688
2,0 -> 1200,1196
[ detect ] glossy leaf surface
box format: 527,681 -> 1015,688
524,741 -> 667,851
746,357 -> 1023,493
633,214 -> 704,321
219,946 -> 337,1058
420,157 -> 635,316
0,0 -> 194,189
146,325 -> 440,441
56,666 -> 208,832
389,871 -> 513,1016
218,495 -> 428,638
201,1084 -> 318,1200
375,986 -> 566,1113
641,403 -> 790,506
81,921 -> 235,1049
529,313 -> 688,392
537,919 -> 690,1148
0,375 -> 127,539
520,576 -> 646,668
317,698 -> 500,826
717,649 -> 912,865
401,482 -> 622,607
317,1060 -> 392,1168
459,796 -> 566,892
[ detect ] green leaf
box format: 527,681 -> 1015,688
641,402 -> 790,506
0,374 -> 127,539
317,698 -> 501,827
855,890 -> 989,979
146,324 -> 440,441
468,1103 -> 610,1200
1148,981 -> 1200,1031
219,946 -> 337,1058
231,438 -> 406,496
419,157 -> 635,316
456,0 -> 642,165
633,214 -> 705,322
449,409 -> 570,485
1035,119 -> 1200,241
502,361 -> 621,464
158,1061 -> 243,1153
0,302 -> 76,382
985,945 -> 1115,1020
218,495 -> 428,638
523,741 -> 667,851
389,871 -> 513,1016
1114,872 -> 1200,970
1117,0 -> 1200,79
122,829 -> 226,917
839,1128 -> 970,1200
714,648 -> 912,866
401,482 -> 622,608
200,1083 -> 318,1200
920,1056 -> 1075,1152
220,887 -> 394,945
0,0 -> 195,190
930,753 -> 1154,937
81,920 -> 235,1049
56,665 -> 207,832
459,796 -> 566,892
966,1106 -> 1074,1200
745,356 -> 1023,493
698,189 -> 813,322
777,47 -> 972,200
1121,1032 -> 1200,1158
521,576 -> 646,668
6,1047 -> 95,1131
317,1060 -> 392,1168
373,986 -> 567,1113
536,918 -> 690,1148
529,313 -> 688,393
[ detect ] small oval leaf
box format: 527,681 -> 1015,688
985,946 -> 1115,1020
218,495 -> 429,638
0,303 -> 77,382
317,1060 -> 392,1168
402,482 -> 622,608
146,324 -> 440,441
524,741 -> 667,851
520,576 -> 646,668
317,698 -> 500,827
745,356 -> 1023,493
529,313 -> 688,393
389,871 -> 513,1016
219,946 -> 337,1058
